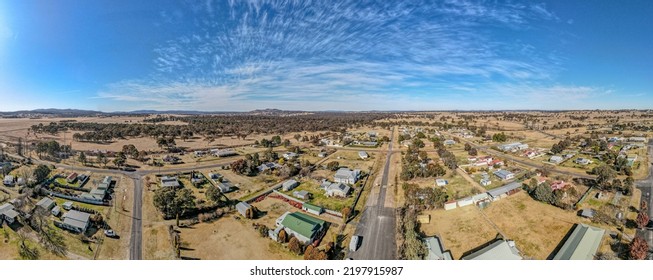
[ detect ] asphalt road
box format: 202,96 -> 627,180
129,177 -> 143,260
635,140 -> 653,259
349,128 -> 397,260
12,154 -> 234,260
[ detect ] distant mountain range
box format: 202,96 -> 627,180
0,108 -> 314,117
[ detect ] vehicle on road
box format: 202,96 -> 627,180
350,235 -> 361,251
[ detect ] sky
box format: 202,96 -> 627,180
0,0 -> 652,112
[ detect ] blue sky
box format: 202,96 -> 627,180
1,0 -> 652,111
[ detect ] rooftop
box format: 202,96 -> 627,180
553,224 -> 605,260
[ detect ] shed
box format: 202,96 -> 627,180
302,203 -> 323,215
282,179 -> 299,192
62,201 -> 74,210
487,182 -> 522,201
293,190 -> 311,200
457,197 -> 474,207
417,215 -> 431,224
580,209 -> 595,219
36,197 -> 56,211
236,202 -> 252,217
51,206 -> 61,216
444,201 -> 457,211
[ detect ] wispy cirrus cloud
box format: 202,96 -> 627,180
98,0 -> 601,111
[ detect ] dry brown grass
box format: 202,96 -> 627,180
420,206 -> 498,259
482,192 -> 580,260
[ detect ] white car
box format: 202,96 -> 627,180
104,230 -> 117,238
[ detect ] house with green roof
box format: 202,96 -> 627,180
276,211 -> 326,244
553,224 -> 605,260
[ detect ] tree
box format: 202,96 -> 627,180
153,187 -> 196,226
327,161 -> 340,171
97,153 -> 109,167
78,152 -> 87,166
532,183 -> 555,204
258,224 -> 269,238
341,207 -> 352,222
113,156 -> 126,168
636,211 -> 649,229
464,143 -> 471,151
278,229 -> 288,243
468,148 -> 478,156
288,236 -> 302,255
205,185 -> 222,203
629,236 -> 649,260
33,164 -> 51,183
492,132 -> 507,142
304,245 -> 315,260
592,165 -> 617,190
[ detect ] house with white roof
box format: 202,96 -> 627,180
334,168 -> 360,185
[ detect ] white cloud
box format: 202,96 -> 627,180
98,0 -> 586,111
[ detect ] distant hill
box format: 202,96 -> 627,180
0,108 -> 309,117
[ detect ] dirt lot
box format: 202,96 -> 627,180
176,215 -> 300,260
482,192 -> 581,260
420,206 -> 498,259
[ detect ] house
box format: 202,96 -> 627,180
457,197 -> 473,207
283,152 -> 298,160
356,141 -> 378,147
61,210 -> 91,233
550,181 -> 567,191
498,142 -> 529,152
66,172 -> 78,183
334,168 -> 360,184
236,202 -> 252,217
217,181 -> 234,193
258,162 -> 282,172
51,206 -> 61,216
487,182 -> 522,201
0,203 -> 19,224
368,131 -> 377,138
553,224 -> 605,260
493,169 -> 515,181
358,151 -> 369,159
575,157 -> 591,165
302,203 -> 323,215
16,177 -> 25,186
276,211 -> 326,244
424,236 -> 453,260
435,179 -> 448,187
580,209 -> 595,219
62,201 -> 74,210
318,152 -> 327,158
549,156 -> 564,164
628,137 -> 647,142
480,178 -> 491,187
3,175 -> 15,186
160,176 -> 180,188
282,179 -> 299,192
36,197 -> 56,212
163,155 -> 181,163
472,193 -> 490,204
213,148 -> 238,157
324,182 -> 351,197
462,239 -> 522,260
489,159 -> 504,166
443,140 -> 456,145
293,190 -> 311,200
536,177 -> 547,185
208,173 -> 223,180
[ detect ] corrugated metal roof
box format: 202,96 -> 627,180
553,224 -> 605,260
488,182 -> 522,198
462,240 -> 522,260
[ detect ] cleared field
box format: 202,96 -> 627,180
176,216 -> 300,260
281,179 -> 354,211
420,206 -> 498,259
483,192 -> 580,260
323,150 -> 376,171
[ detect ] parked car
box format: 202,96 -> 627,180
104,229 -> 118,238
349,235 -> 361,251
